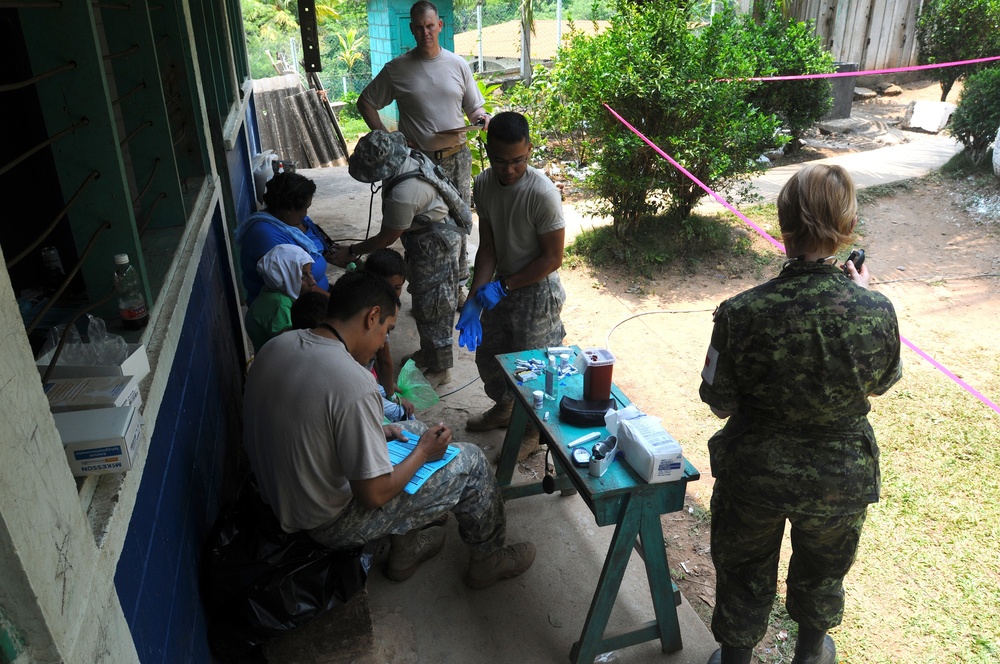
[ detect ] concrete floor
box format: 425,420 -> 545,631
302,166 -> 717,664
293,131 -> 961,663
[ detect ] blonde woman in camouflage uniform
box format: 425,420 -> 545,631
699,164 -> 902,664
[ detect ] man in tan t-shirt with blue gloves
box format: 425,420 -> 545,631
358,1 -> 488,308
456,111 -> 567,462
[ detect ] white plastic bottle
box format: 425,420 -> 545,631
114,253 -> 149,329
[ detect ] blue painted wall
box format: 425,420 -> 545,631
227,122 -> 258,229
114,205 -> 245,662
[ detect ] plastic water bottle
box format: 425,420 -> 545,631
41,246 -> 66,297
544,354 -> 560,401
114,253 -> 149,329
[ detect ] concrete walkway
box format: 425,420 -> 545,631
299,165 -> 717,664
697,134 -> 962,214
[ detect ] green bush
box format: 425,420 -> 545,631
505,64 -> 593,167
337,91 -> 362,121
510,1 -> 804,239
950,66 -> 1000,166
916,0 -> 1000,101
741,11 -> 834,151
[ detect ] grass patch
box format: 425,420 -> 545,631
856,179 -> 917,205
565,209 -> 766,277
737,362 -> 1000,663
337,116 -> 370,143
843,366 -> 1000,663
940,149 -> 997,177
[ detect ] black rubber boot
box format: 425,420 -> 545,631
706,646 -> 753,664
791,626 -> 837,664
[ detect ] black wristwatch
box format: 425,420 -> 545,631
499,276 -> 510,294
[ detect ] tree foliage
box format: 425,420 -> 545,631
505,0 -> 833,238
916,0 -> 1000,101
950,66 -> 1000,166
241,0 -> 346,82
741,11 -> 833,150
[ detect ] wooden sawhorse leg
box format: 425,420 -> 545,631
569,492 -> 682,664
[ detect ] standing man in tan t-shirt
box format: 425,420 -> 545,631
358,1 -> 488,312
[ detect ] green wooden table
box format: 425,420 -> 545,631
494,347 -> 700,664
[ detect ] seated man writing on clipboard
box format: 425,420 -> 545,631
243,271 -> 535,587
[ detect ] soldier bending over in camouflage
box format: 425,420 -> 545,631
333,130 -> 473,390
243,271 -> 535,588
699,164 -> 902,664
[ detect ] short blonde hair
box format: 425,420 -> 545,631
777,164 -> 857,254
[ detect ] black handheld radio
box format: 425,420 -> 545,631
843,249 -> 865,276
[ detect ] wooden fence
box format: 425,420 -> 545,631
738,0 -> 924,70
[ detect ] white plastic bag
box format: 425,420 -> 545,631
252,150 -> 278,207
39,314 -> 128,367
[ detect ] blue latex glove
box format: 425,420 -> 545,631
475,280 -> 507,310
456,299 -> 483,352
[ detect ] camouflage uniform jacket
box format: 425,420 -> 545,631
699,261 -> 902,516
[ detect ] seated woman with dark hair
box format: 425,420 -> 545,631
236,171 -> 331,303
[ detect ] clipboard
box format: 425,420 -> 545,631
434,123 -> 485,135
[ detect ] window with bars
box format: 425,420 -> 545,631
0,0 -> 247,358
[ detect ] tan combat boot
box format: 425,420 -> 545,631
464,541 -> 536,589
385,526 -> 446,582
466,401 -> 513,431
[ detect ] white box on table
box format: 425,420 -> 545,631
607,407 -> 684,484
53,405 -> 143,476
36,343 -> 150,382
43,375 -> 141,413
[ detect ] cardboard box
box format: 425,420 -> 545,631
53,406 -> 143,476
43,375 -> 141,413
608,408 -> 684,484
36,343 -> 149,382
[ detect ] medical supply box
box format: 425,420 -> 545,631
616,414 -> 684,484
43,375 -> 141,413
53,405 -> 143,476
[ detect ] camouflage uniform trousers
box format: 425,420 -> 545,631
476,273 -> 566,405
400,226 -> 461,371
307,443 -> 507,556
709,482 -> 868,648
427,145 -> 473,283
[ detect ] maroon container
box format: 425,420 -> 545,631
582,348 -> 615,401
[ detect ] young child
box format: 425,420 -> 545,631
363,249 -> 406,384
363,249 -> 415,422
245,244 -> 316,351
289,290 -> 330,332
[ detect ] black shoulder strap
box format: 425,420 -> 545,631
382,170 -> 422,198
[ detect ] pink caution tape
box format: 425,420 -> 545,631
900,336 -> 1000,414
602,104 -> 786,253
603,103 -> 1000,417
725,54 -> 1000,82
